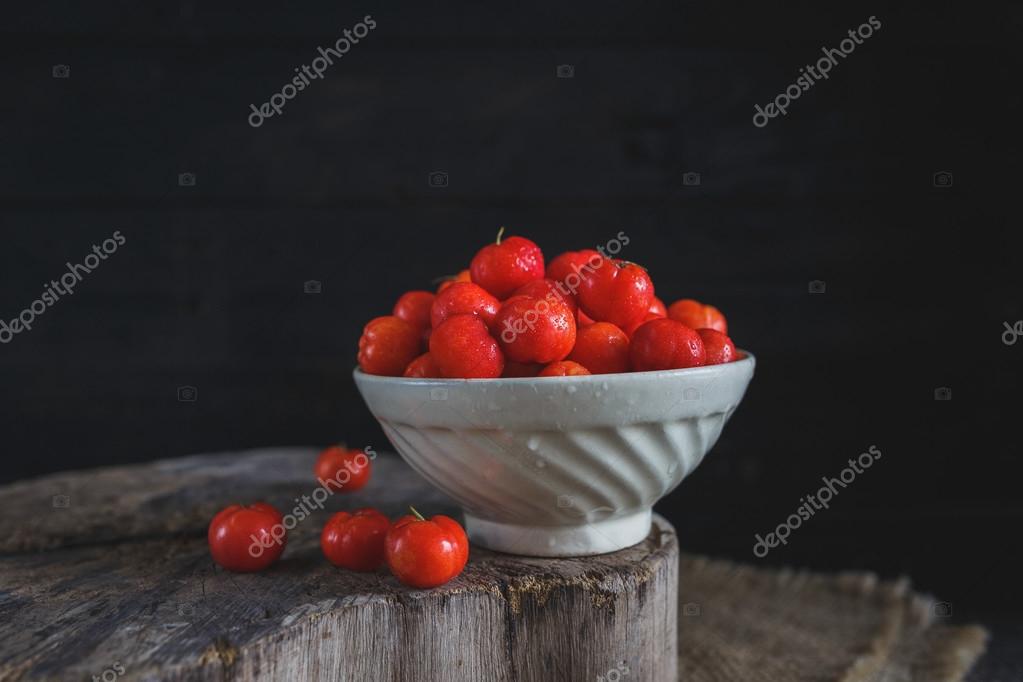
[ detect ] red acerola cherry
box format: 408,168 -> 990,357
385,508 -> 469,588
577,257 -> 654,331
403,352 -> 442,378
624,312 -> 664,338
512,278 -> 578,316
538,360 -> 591,376
208,502 -> 285,573
392,291 -> 435,335
629,318 -> 706,371
567,322 -> 631,375
546,249 -> 602,295
429,314 -> 505,378
697,328 -> 738,365
321,508 -> 391,572
431,281 -> 500,331
494,294 -> 576,364
358,316 -> 422,376
649,296 -> 668,317
469,228 -> 544,299
314,445 -> 372,492
502,361 -> 542,378
667,299 -> 727,334
436,269 -> 471,293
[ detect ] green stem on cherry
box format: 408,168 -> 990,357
409,505 -> 426,521
495,226 -> 506,245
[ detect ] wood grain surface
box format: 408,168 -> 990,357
0,448 -> 677,682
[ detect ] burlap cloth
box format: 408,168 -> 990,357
678,555 -> 988,682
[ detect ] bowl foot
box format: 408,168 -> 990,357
463,509 -> 652,557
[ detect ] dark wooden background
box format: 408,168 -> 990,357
1,1 -> 1020,675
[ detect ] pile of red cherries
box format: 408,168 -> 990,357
358,230 -> 739,378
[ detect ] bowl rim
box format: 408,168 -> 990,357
353,349 -> 755,386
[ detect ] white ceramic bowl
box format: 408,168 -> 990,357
353,353 -> 754,557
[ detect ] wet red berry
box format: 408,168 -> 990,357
512,278 -> 577,316
392,291 -> 435,336
494,294 -> 576,364
429,314 -> 505,378
431,281 -> 500,330
470,229 -> 544,299
567,322 -> 630,374
629,318 -> 706,371
577,257 -> 654,331
667,299 -> 727,334
403,352 -> 442,378
538,360 -> 591,376
697,328 -> 737,365
358,316 -> 422,376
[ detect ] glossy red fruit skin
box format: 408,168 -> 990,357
629,318 -> 706,371
470,235 -> 544,299
385,513 -> 469,588
512,278 -> 578,316
321,508 -> 391,571
429,314 -> 505,378
697,328 -> 737,365
502,361 -> 542,378
430,282 -> 500,330
436,269 -> 471,293
358,316 -> 422,376
314,445 -> 372,492
393,291 -> 435,333
538,360 -> 591,376
577,257 -> 655,331
624,312 -> 664,338
649,297 -> 668,317
494,294 -> 576,364
403,352 -> 442,378
208,502 -> 285,572
546,249 -> 602,293
567,322 -> 631,375
667,299 -> 727,334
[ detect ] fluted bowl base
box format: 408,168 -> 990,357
464,509 -> 652,557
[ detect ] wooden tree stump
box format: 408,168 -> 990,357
0,448 -> 678,682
